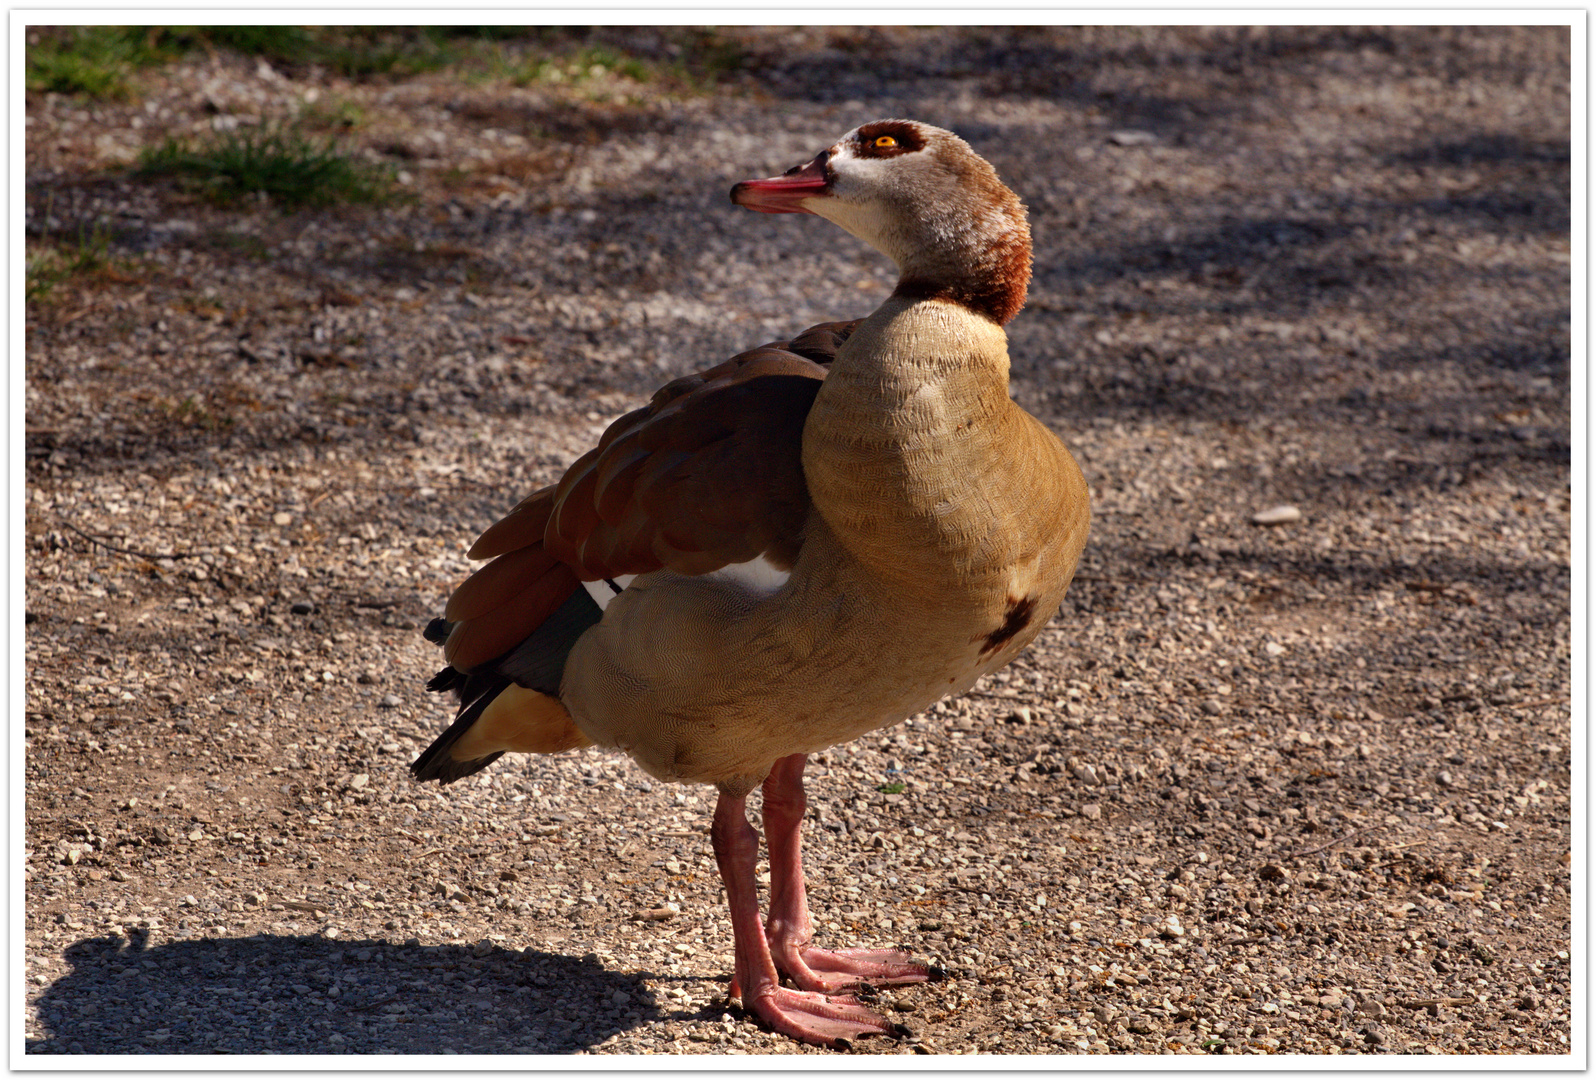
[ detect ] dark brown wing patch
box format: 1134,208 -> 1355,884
786,320 -> 864,363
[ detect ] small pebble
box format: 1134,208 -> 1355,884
1252,504 -> 1302,525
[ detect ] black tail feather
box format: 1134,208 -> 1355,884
427,665 -> 465,695
410,671 -> 513,784
412,585 -> 604,785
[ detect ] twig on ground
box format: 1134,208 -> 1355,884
1285,824 -> 1387,860
1511,697 -> 1569,710
55,516 -> 198,560
1393,997 -> 1476,1009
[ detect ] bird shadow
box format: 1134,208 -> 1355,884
25,927 -> 720,1055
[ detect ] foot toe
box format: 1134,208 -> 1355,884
743,987 -> 900,1049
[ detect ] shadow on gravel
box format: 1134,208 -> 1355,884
749,25 -> 1416,127
27,928 -> 698,1055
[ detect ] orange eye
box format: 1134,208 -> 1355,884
874,135 -> 897,148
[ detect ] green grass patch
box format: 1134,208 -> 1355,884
299,96 -> 369,134
669,28 -> 750,85
160,25 -> 459,77
29,26 -> 752,102
482,31 -> 750,93
26,222 -> 133,303
510,44 -> 654,87
137,126 -> 396,211
27,25 -> 490,100
163,394 -> 234,432
180,25 -> 317,59
299,27 -> 456,78
25,26 -> 184,98
876,781 -> 907,795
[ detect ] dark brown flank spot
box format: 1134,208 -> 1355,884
979,594 -> 1039,655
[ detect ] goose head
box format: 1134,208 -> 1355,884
731,119 -> 1032,325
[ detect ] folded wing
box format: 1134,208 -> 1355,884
441,319 -> 860,673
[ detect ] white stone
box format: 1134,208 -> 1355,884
1252,504 -> 1303,525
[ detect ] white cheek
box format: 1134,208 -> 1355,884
811,149 -> 924,263
811,198 -> 896,251
829,151 -> 899,189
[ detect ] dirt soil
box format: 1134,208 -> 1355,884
23,26 -> 1572,1057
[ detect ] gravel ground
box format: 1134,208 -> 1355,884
23,26 -> 1572,1057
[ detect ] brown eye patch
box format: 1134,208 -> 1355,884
854,120 -> 925,158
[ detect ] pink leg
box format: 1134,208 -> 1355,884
711,785 -> 899,1048
762,754 -> 932,993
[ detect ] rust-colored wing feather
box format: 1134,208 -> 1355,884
546,319 -> 861,579
442,554 -> 582,671
440,319 -> 860,673
468,485 -> 557,561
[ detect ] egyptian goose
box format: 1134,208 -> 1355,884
411,119 -> 1090,1048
